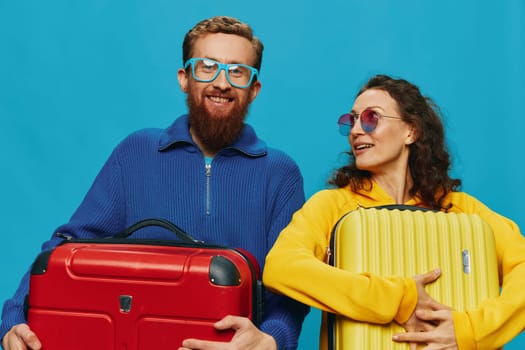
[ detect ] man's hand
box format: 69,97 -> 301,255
2,323 -> 42,350
178,315 -> 276,350
393,309 -> 458,349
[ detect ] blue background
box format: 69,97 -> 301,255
1,0 -> 524,348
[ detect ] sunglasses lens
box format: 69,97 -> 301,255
338,114 -> 352,136
360,109 -> 379,133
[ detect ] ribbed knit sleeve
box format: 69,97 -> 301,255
0,135 -> 131,342
255,149 -> 310,349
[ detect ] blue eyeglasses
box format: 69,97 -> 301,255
184,58 -> 259,89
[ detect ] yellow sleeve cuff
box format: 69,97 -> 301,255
394,278 -> 417,324
452,311 -> 476,350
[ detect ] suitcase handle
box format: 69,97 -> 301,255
115,218 -> 202,243
371,204 -> 435,212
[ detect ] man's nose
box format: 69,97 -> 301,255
212,68 -> 231,89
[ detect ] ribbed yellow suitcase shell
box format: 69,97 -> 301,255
329,206 -> 500,350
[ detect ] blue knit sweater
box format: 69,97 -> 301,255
0,114 -> 310,349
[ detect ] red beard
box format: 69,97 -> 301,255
186,89 -> 252,153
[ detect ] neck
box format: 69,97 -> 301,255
189,128 -> 217,157
372,169 -> 414,204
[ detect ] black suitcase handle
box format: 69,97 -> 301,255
371,204 -> 435,212
115,218 -> 201,243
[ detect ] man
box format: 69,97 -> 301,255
0,16 -> 309,350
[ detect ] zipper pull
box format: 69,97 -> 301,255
55,232 -> 73,240
326,247 -> 332,264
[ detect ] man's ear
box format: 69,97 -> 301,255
249,80 -> 262,102
177,68 -> 188,93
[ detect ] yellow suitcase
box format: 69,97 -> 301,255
328,205 -> 500,350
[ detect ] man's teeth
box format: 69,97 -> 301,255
209,96 -> 230,103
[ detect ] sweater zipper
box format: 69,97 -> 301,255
205,162 -> 211,215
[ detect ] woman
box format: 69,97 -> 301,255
263,74 -> 525,349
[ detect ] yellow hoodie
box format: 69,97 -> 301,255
263,183 -> 525,350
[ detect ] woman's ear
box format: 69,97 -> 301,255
406,126 -> 419,145
177,68 -> 188,93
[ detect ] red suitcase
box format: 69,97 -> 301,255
26,219 -> 263,350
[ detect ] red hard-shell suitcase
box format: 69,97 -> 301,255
26,219 -> 263,350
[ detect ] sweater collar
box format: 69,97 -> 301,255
158,114 -> 267,157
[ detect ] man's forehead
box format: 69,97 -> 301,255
191,33 -> 256,65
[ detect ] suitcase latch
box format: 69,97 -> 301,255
462,249 -> 471,274
119,295 -> 133,313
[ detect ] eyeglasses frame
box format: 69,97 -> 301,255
338,109 -> 403,135
183,57 -> 259,89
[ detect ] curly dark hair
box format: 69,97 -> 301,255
328,74 -> 461,210
182,16 -> 264,71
